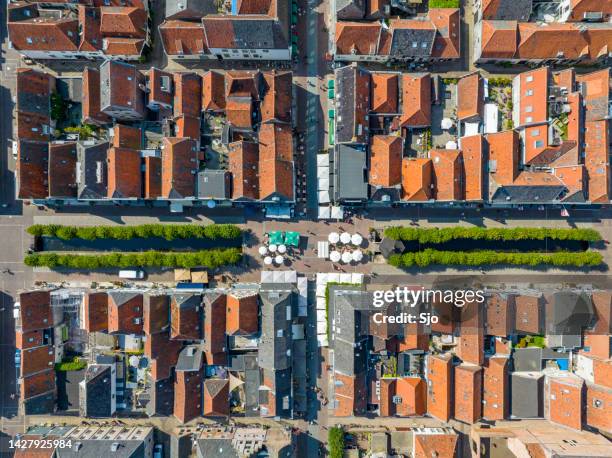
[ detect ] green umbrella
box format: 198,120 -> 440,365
292,4 -> 297,13
269,231 -> 284,245
285,231 -> 300,247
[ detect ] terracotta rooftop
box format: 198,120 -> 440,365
226,292 -> 259,336
483,356 -> 509,421
335,22 -> 381,55
9,17 -> 79,52
203,378 -> 229,417
18,291 -> 52,333
112,124 -> 142,149
460,134 -> 485,201
413,431 -> 458,458
487,130 -> 519,187
370,72 -> 399,113
107,147 -> 142,198
584,120 -> 610,203
369,135 -> 402,188
202,70 -> 226,111
333,372 -> 367,416
161,137 -> 198,199
148,67 -> 174,108
479,20 -> 518,59
258,123 -> 294,201
430,149 -> 462,201
261,71 -> 292,124
17,141 -> 48,200
100,7 -> 146,38
228,141 -> 259,200
400,73 -> 431,127
430,8 -> 461,59
515,67 -> 548,128
174,72 -> 202,118
401,158 -> 433,201
48,142 -> 77,198
457,72 -> 484,121
159,20 -> 208,56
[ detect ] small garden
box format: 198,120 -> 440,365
24,248 -> 242,270
487,77 -> 513,131
55,355 -> 87,372
27,223 -> 242,241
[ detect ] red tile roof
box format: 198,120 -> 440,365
413,432 -> 458,458
430,149 -> 462,201
569,0 -> 612,21
226,97 -> 254,129
145,156 -> 162,199
48,142 -> 77,198
9,18 -> 79,52
426,353 -> 453,422
21,345 -> 54,378
335,22 -> 382,55
258,123 -> 294,200
174,370 -> 203,423
202,70 -> 226,111
20,370 -> 55,400
203,378 -> 229,417
483,356 -> 509,421
143,293 -> 169,335
487,130 -> 519,187
203,293 -> 227,365
159,20 -> 208,56
82,67 -> 110,125
171,295 -> 201,340
457,72 -> 484,121
514,294 -> 542,334
161,137 -> 198,199
175,115 -> 201,141
102,37 -> 145,55
584,120 -> 610,203
226,292 -> 259,335
107,147 -> 142,198
174,72 -> 202,118
460,134 -> 485,201
576,68 -> 610,122
108,292 -> 143,335
78,5 -> 102,52
16,68 -> 54,141
228,141 -> 259,200
112,124 -> 142,149
369,135 -> 402,188
454,364 -> 483,424
479,20 -> 518,59
237,0 -> 276,15
515,68 -> 548,128
18,291 -> 51,333
430,8 -> 461,59
459,300 -> 485,366
83,292 -> 108,333
546,375 -> 584,430
401,158 -> 433,201
144,331 -> 182,380
380,377 -> 426,417
485,293 -> 514,336
333,372 -> 367,416
261,71 -> 292,124
148,67 -> 173,108
400,73 -> 431,127
100,7 -> 146,38
17,141 -> 48,199
371,73 -> 399,113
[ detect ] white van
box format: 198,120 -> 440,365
118,270 -> 145,279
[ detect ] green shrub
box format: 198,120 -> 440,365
383,227 -> 601,243
429,0 -> 459,7
389,249 -> 603,268
328,427 -> 345,458
27,224 -> 242,241
55,356 -> 87,372
24,248 -> 242,270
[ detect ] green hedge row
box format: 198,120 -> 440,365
27,224 -> 242,241
328,427 -> 345,458
383,227 -> 601,243
24,249 -> 242,269
388,249 -> 603,268
429,0 -> 459,7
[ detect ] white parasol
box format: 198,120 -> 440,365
352,250 -> 363,262
328,232 -> 340,244
278,244 -> 287,254
268,244 -> 278,253
264,256 -> 273,265
340,232 -> 351,244
341,251 -> 352,263
275,255 -> 284,265
258,246 -> 268,256
351,233 -> 363,246
330,250 -> 341,262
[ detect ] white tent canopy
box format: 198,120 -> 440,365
464,122 -> 480,137
351,233 -> 363,246
340,232 -> 351,244
441,117 -> 453,130
318,206 -> 331,219
318,190 -> 330,204
339,273 -> 352,283
445,140 -> 458,149
351,273 -> 364,284
318,177 -> 330,190
330,250 -> 341,262
331,206 -> 344,219
341,251 -> 352,263
317,166 -> 329,179
484,103 -> 499,134
317,154 -> 330,167
317,241 -> 329,259
328,232 -> 340,243
261,270 -> 274,282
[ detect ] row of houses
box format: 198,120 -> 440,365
330,64 -> 611,205
326,284 -> 612,439
15,63 -> 295,209
15,284 -> 307,423
7,0 -> 292,61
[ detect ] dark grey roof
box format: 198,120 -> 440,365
77,141 -> 109,200
243,354 -> 261,417
334,144 -> 368,202
56,441 -> 146,458
166,0 -> 217,20
335,65 -> 370,144
18,90 -> 50,116
262,367 -> 292,417
176,344 -> 205,372
512,347 -> 542,372
22,391 -> 55,415
146,374 -> 174,417
545,291 -> 593,348
484,0 -> 532,21
336,0 -> 365,20
491,185 -> 566,203
80,364 -> 113,418
389,29 -> 435,57
196,439 -> 240,458
108,291 -> 141,307
219,19 -> 289,49
8,3 -> 39,22
197,169 -> 231,199
258,289 -> 293,371
510,372 -> 543,419
379,238 -> 405,258
173,292 -> 202,310
370,187 -> 400,203
57,77 -> 82,103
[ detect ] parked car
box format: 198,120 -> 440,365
118,270 -> 145,279
13,301 -> 20,319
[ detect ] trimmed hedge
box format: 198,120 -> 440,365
388,249 -> 603,268
383,227 -> 601,244
328,427 -> 345,458
429,0 -> 459,7
24,248 -> 242,270
27,223 -> 242,241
